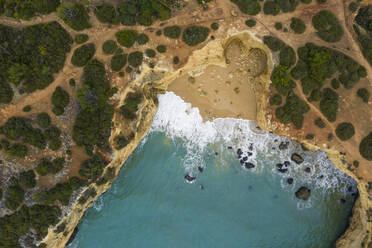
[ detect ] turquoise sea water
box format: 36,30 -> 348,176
69,92 -> 357,248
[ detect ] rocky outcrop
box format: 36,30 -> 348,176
295,187 -> 311,200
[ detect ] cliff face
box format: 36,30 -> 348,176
44,32 -> 370,248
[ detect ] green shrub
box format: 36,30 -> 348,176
320,88 -> 338,122
245,19 -> 256,27
182,26 -> 210,46
263,1 -> 280,15
274,22 -> 282,30
290,18 -> 306,34
5,143 -> 28,158
128,51 -> 143,67
75,34 -> 89,44
173,56 -> 180,64
314,117 -> 325,128
49,138 -> 62,151
126,67 -> 133,73
275,92 -> 309,129
301,0 -> 312,4
44,125 -> 61,140
102,40 -> 117,54
111,54 -> 127,72
279,46 -> 296,67
137,33 -> 149,45
276,0 -> 300,12
22,105 -> 31,112
51,87 -> 70,116
5,185 -> 24,210
156,30 -> 162,36
211,22 -> 219,30
290,60 -> 308,80
94,3 -> 118,24
1,117 -> 30,140
300,77 -> 321,95
146,49 -> 156,58
120,92 -> 143,120
355,5 -> 372,31
269,94 -> 282,105
263,36 -> 284,51
348,2 -> 358,12
114,135 -> 132,150
0,81 -> 13,104
19,170 -> 36,189
336,122 -> 355,141
115,30 -> 138,48
305,134 -> 314,140
230,0 -> 261,15
36,113 -> 51,128
79,154 -> 105,180
309,89 -> 321,102
164,25 -> 181,39
331,78 -> 340,89
271,65 -> 296,95
36,158 -> 65,176
359,132 -> 372,160
71,43 -> 96,67
312,10 -> 344,42
69,78 -> 76,87
57,2 -> 91,31
24,127 -> 46,149
78,187 -> 97,204
357,88 -> 370,102
156,45 -> 167,53
0,0 -> 59,20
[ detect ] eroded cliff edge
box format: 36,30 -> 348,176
44,32 -> 371,248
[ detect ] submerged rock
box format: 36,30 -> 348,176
284,161 -> 290,167
200,184 -> 204,190
295,187 -> 311,200
276,163 -> 288,173
242,156 -> 248,162
237,148 -> 243,156
291,153 -> 304,164
198,166 -> 204,173
185,174 -> 196,183
247,152 -> 253,157
244,162 -> 255,169
304,167 -> 311,173
287,178 -> 294,184
248,143 -> 253,151
228,146 -> 233,150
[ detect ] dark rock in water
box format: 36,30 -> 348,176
242,156 -> 248,162
340,198 -> 346,204
215,152 -> 219,155
274,139 -> 278,142
240,160 -> 244,165
238,155 -> 242,159
319,175 -> 324,179
198,166 -> 204,173
247,152 -> 253,157
351,192 -> 358,197
347,186 -> 353,192
244,162 -> 255,169
276,163 -> 287,173
301,144 -> 309,151
248,185 -> 253,190
237,148 -> 243,156
295,187 -> 311,200
279,141 -> 289,150
248,143 -> 253,151
273,194 -> 278,199
200,184 -> 204,190
287,178 -> 294,184
291,153 -> 304,164
66,227 -> 79,247
304,167 -> 311,173
185,174 -> 196,182
276,163 -> 283,169
284,161 -> 290,167
228,146 -> 233,149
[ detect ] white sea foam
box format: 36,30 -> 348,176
150,92 -> 356,198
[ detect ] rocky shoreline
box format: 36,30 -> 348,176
44,32 -> 371,248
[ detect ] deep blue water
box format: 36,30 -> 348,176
70,131 -> 356,248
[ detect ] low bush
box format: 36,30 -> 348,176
279,46 -> 296,67
269,94 -> 282,105
102,40 -> 117,54
230,0 -> 261,15
23,105 -> 31,112
94,3 -> 118,24
290,18 -> 306,34
173,56 -> 180,64
137,33 -> 149,45
246,19 -> 256,27
79,154 -> 105,180
0,81 -> 13,104
308,89 -> 321,102
314,117 -> 325,128
75,34 -> 89,44
276,0 -> 300,12
263,1 -> 280,15
49,138 -> 62,151
114,134 -> 133,150
44,125 -> 61,141
156,45 -> 167,53
331,78 -> 340,89
57,2 -> 91,31
69,78 -> 76,87
5,185 -> 24,210
51,87 -> 70,116
111,54 -> 127,72
19,170 -> 36,189
78,187 -> 97,204
271,65 -> 296,95
146,49 -> 156,58
5,143 -> 28,158
36,158 -> 65,176
349,2 -> 358,12
275,92 -> 309,129
357,88 -> 370,102
36,113 -> 51,128
312,10 -> 344,42
182,26 -> 210,46
211,23 -> 219,30
115,30 -> 138,48
301,0 -> 312,4
359,132 -> 372,160
0,0 -> 59,20
120,92 -> 143,120
164,25 -> 181,39
336,122 -> 355,141
263,36 -> 284,52
274,22 -> 282,30
320,88 -> 339,122
71,43 -> 96,67
128,51 -> 143,67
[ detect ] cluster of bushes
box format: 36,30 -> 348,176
103,40 -> 118,55
19,170 -> 36,189
0,22 -> 72,99
164,25 -> 181,39
357,88 -> 370,102
354,6 -> 372,65
57,2 -> 91,31
114,133 -> 134,150
5,184 -> 24,210
51,86 -> 70,116
312,10 -> 344,42
182,26 -> 210,46
335,122 -> 355,141
71,43 -> 96,67
137,33 -> 149,45
115,30 -> 138,48
79,154 -> 106,180
36,112 -> 51,128
35,177 -> 87,206
120,92 -> 143,120
73,59 -> 114,154
94,3 -> 119,24
156,45 -> 167,53
290,18 -> 306,34
128,51 -> 144,67
111,53 -> 127,72
36,157 -> 65,176
0,0 -> 59,20
75,34 -> 89,44
263,0 -> 300,16
246,19 -> 256,27
360,132 -> 372,160
275,92 -> 310,129
320,88 -> 339,122
269,93 -> 282,105
116,0 -> 172,26
314,117 -> 325,128
230,0 -> 261,15
78,187 -> 97,204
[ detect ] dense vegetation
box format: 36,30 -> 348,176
19,170 -> 36,189
114,134 -> 133,150
275,92 -> 309,129
75,34 -> 89,44
314,117 -> 326,128
137,33 -> 149,45
357,88 -> 370,103
36,157 -> 65,176
102,40 -> 118,54
156,45 -> 167,53
290,17 -> 306,34
245,19 -> 256,27
71,43 -> 96,67
115,30 -> 138,48
182,26 -> 210,46
0,22 -> 72,100
269,94 -> 282,105
360,132 -> 372,160
354,5 -> 372,65
57,2 -> 91,31
312,10 -> 344,42
94,3 -> 119,24
79,154 -> 106,180
230,0 -> 261,15
164,25 -> 181,39
335,122 -> 355,141
128,51 -> 144,67
0,0 -> 59,20
51,86 -> 70,116
36,113 -> 51,129
146,48 -> 156,58
111,54 -> 127,72
120,92 -> 143,120
320,88 -> 339,122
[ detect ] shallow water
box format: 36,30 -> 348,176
69,92 -> 357,248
